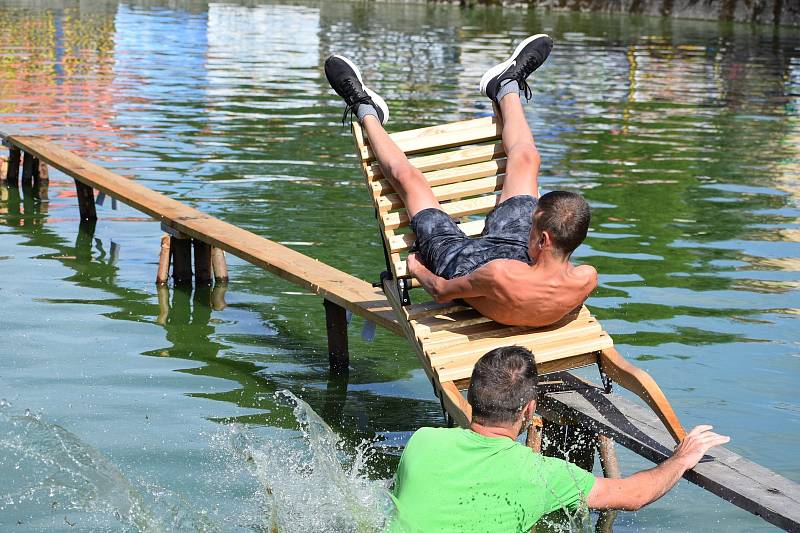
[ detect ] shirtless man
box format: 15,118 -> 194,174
325,34 -> 596,327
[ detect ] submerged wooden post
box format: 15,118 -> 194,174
156,284 -> 170,325
6,147 -> 20,187
595,434 -> 621,533
21,152 -> 34,188
74,179 -> 97,221
156,235 -> 171,285
323,298 -> 349,372
210,284 -> 227,311
33,158 -> 48,199
171,236 -> 193,285
211,247 -> 228,283
193,240 -> 213,286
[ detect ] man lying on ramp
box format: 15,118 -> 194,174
325,34 -> 596,327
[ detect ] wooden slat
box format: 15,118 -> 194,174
377,174 -> 505,212
428,319 -> 605,364
435,335 -> 612,382
367,143 -> 506,179
423,309 -> 594,347
412,308 -> 491,336
387,116 -> 498,144
407,301 -> 471,320
382,194 -> 499,230
370,158 -> 507,195
360,118 -> 502,161
7,135 -> 402,336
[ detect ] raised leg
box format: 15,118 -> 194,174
600,347 -> 686,443
362,115 -> 440,218
497,93 -> 541,203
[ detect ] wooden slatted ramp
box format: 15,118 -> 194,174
352,116 -> 687,442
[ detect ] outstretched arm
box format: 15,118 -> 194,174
406,253 -> 485,303
587,425 -> 729,511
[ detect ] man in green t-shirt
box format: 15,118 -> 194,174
390,347 -> 729,532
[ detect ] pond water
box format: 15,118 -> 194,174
0,0 -> 798,531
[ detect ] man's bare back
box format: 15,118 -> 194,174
408,253 -> 597,327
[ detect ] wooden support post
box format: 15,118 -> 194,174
595,434 -> 621,533
171,236 -> 193,285
193,240 -> 213,286
21,152 -> 34,188
541,419 -> 596,472
156,284 -> 170,325
211,247 -> 228,283
33,158 -> 48,200
323,298 -> 349,373
74,179 -> 97,221
156,235 -> 171,285
210,284 -> 227,311
6,147 -> 20,187
526,415 -> 543,453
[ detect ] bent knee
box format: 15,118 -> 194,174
389,162 -> 425,186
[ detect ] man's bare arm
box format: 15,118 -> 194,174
406,253 -> 485,303
587,425 -> 729,511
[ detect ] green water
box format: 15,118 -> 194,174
0,0 -> 798,530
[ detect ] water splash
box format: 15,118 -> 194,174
212,390 -> 395,532
0,400 -> 219,532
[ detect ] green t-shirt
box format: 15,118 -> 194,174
389,427 -> 595,532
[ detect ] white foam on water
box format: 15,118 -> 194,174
210,390 -> 396,532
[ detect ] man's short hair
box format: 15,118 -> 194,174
467,346 -> 538,426
534,191 -> 591,257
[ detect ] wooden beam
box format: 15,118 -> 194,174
193,240 -> 213,286
211,247 -> 228,283
6,147 -> 20,187
21,152 -> 34,188
323,299 -> 349,372
171,237 -> 192,285
74,179 -> 97,221
537,373 -> 800,532
156,235 -> 171,285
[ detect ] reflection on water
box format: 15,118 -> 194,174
0,1 -> 798,531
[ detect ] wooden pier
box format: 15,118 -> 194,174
1,132 -> 798,531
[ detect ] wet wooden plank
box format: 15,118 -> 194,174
537,373 -> 800,532
5,134 -> 401,336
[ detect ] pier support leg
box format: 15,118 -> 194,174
171,236 -> 193,285
21,152 -> 34,188
211,247 -> 228,283
74,180 -> 97,221
193,240 -> 213,286
595,434 -> 621,533
526,415 -> 543,453
541,419 -> 596,472
156,235 -> 171,285
33,158 -> 48,200
323,299 -> 349,373
6,147 -> 20,187
211,284 -> 228,311
156,284 -> 170,325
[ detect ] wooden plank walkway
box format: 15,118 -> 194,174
3,132 -> 798,530
3,134 -> 401,336
538,373 -> 800,532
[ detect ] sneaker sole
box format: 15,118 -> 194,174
479,33 -> 550,96
331,54 -> 390,125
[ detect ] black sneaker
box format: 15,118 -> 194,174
324,55 -> 389,125
479,34 -> 554,102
